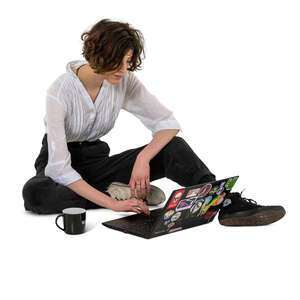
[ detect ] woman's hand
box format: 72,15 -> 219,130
111,198 -> 150,215
128,156 -> 151,200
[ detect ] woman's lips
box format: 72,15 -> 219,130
114,75 -> 122,79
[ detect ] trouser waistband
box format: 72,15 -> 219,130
43,133 -> 101,148
67,140 -> 101,147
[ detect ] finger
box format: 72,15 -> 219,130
140,180 -> 146,199
144,180 -> 149,199
135,181 -> 141,199
146,177 -> 151,194
129,182 -> 135,199
144,205 -> 150,216
139,201 -> 150,215
134,203 -> 144,215
132,207 -> 141,214
139,200 -> 150,215
138,182 -> 143,200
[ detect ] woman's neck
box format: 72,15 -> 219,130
77,64 -> 105,90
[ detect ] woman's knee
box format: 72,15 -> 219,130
163,136 -> 190,156
22,176 -> 56,214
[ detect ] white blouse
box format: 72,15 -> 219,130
43,60 -> 182,186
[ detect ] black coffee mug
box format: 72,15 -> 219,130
55,207 -> 86,234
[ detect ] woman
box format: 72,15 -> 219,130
22,18 -> 285,226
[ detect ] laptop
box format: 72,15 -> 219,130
102,176 -> 239,239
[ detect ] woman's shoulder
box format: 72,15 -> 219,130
46,73 -> 75,98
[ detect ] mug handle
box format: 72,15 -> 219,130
55,214 -> 64,231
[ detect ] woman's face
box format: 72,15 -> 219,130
103,49 -> 134,84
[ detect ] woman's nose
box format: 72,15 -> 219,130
119,64 -> 127,72
118,61 -> 129,72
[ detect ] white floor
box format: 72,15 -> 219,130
3,1 -> 299,298
3,177 -> 297,300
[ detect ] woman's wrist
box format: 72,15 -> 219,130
108,198 -> 119,211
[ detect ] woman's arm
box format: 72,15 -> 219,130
67,178 -> 117,209
122,71 -> 182,137
67,179 -> 149,215
45,88 -> 148,214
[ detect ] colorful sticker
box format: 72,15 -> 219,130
197,195 -> 213,216
164,209 -> 175,220
223,198 -> 232,207
225,177 -> 238,190
176,197 -> 196,211
208,186 -> 218,195
168,222 -> 175,228
211,192 -> 226,206
168,190 -> 185,209
171,211 -> 182,222
220,181 -> 226,188
210,210 -> 218,221
216,186 -> 224,195
198,183 -> 212,197
169,227 -> 182,233
164,220 -> 171,226
190,199 -> 204,215
204,209 -> 218,221
186,188 -> 200,198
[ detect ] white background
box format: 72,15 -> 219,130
1,0 -> 299,299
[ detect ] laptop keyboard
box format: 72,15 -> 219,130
128,207 -> 164,228
103,207 -> 165,236
148,207 -> 165,221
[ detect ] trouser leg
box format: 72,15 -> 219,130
22,134 -> 216,214
84,136 -> 216,195
22,171 -> 87,214
22,135 -> 87,214
162,136 -> 216,186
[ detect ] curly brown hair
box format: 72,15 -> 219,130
80,18 -> 146,74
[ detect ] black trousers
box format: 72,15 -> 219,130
22,133 -> 216,214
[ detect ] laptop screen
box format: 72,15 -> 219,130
152,176 -> 239,235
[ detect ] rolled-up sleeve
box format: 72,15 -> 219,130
44,94 -> 82,186
122,71 -> 182,137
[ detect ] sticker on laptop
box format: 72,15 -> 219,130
208,186 -> 219,195
216,186 -> 225,195
198,183 -> 212,197
164,209 -> 175,220
197,195 -> 214,216
167,222 -> 175,229
171,211 -> 182,222
168,227 -> 183,233
220,181 -> 226,188
211,192 -> 226,206
164,220 -> 171,226
223,198 -> 232,207
176,197 -> 197,211
190,198 -> 205,215
225,177 -> 238,190
167,190 -> 185,209
186,188 -> 201,198
204,209 -> 218,221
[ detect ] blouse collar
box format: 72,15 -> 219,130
66,60 -> 89,78
65,59 -> 110,89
